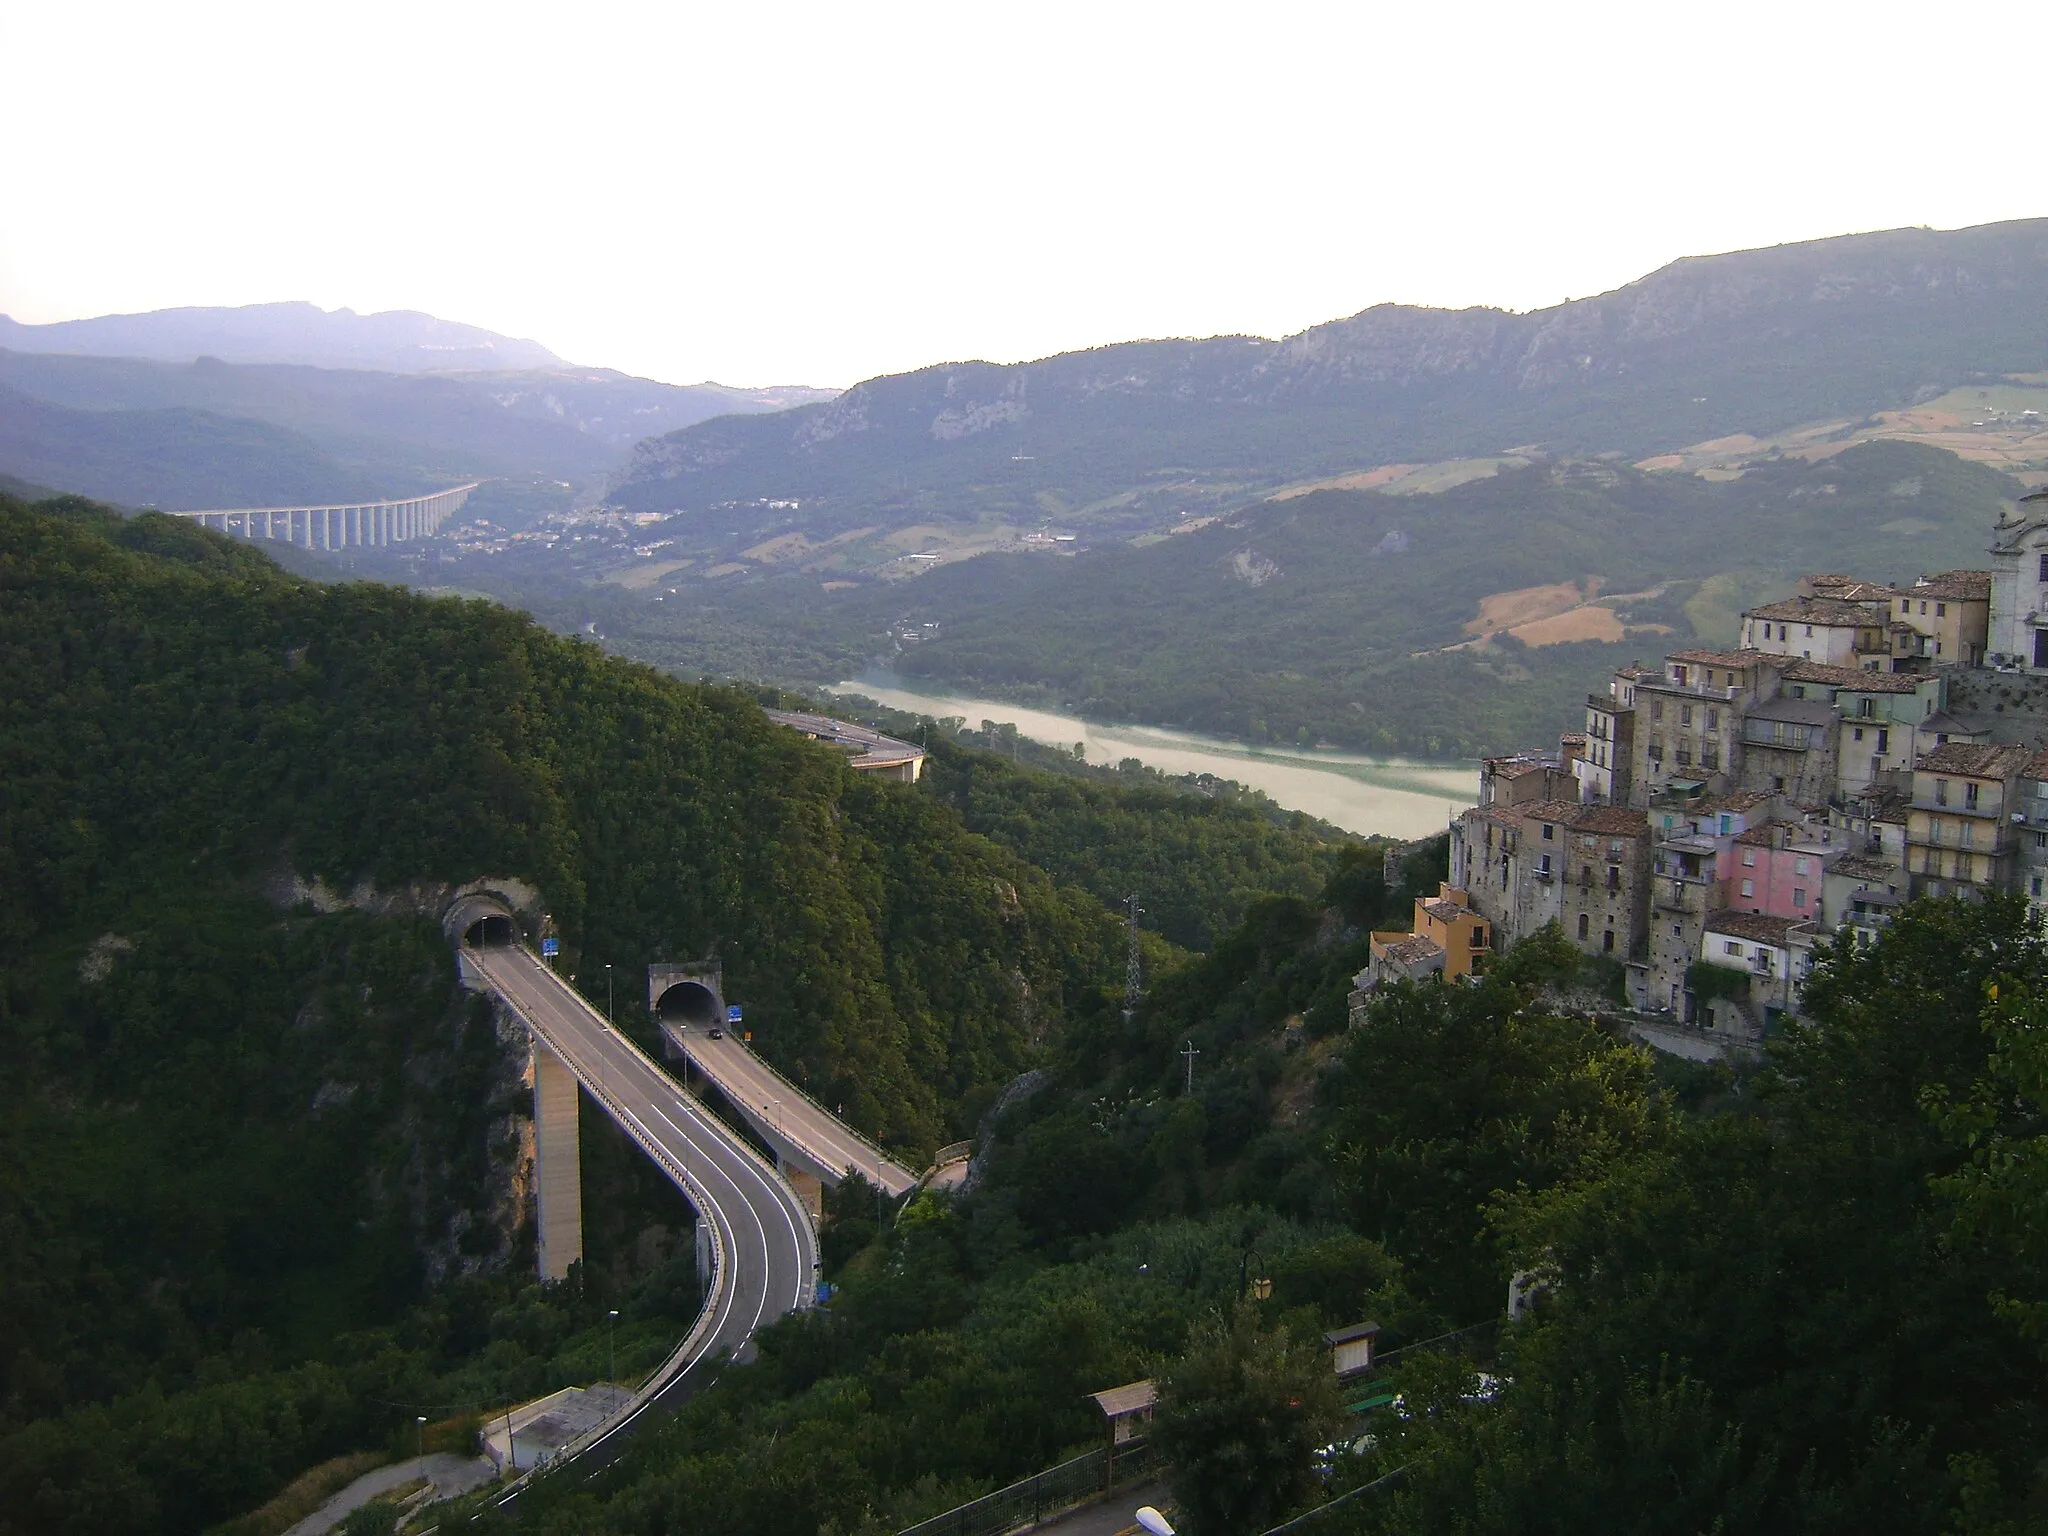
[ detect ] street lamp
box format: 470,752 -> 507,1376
416,1414 -> 427,1459
1239,1244 -> 1272,1302
605,963 -> 613,1025
607,1308 -> 620,1381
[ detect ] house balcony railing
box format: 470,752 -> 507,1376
1641,676 -> 1745,700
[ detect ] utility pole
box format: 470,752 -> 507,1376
1123,894 -> 1144,1026
1181,1039 -> 1200,1095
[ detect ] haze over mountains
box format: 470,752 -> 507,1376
0,303 -> 837,513
0,301 -> 567,373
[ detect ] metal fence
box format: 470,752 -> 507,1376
894,1441 -> 1155,1536
1255,1466 -> 1408,1536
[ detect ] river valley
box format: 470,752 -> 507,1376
831,675 -> 1478,841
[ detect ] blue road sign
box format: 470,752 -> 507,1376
815,1281 -> 835,1303
541,937 -> 560,957
726,1004 -> 743,1024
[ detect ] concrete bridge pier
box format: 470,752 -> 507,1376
533,1039 -> 585,1282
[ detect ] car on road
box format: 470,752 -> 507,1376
708,1026 -> 724,1039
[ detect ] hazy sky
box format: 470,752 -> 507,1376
5,1 -> 2044,388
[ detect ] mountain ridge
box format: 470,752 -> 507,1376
0,300 -> 566,374
606,218 -> 2048,541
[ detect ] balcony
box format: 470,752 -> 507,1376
1742,723 -> 1816,751
1641,675 -> 1744,700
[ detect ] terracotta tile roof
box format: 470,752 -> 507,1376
1463,804 -> 1520,827
1381,934 -> 1447,968
1666,647 -> 1767,668
1571,806 -> 1650,834
1831,854 -> 1900,881
1705,910 -> 1803,946
1781,659 -> 1922,693
1420,896 -> 1469,923
1806,575 -> 1893,600
1732,824 -> 1784,846
1488,758 -> 1552,779
1916,742 -> 2033,777
1904,571 -> 1992,601
1513,800 -> 1589,824
1745,595 -> 1886,624
2024,748 -> 2048,780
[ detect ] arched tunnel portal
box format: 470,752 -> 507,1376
656,981 -> 722,1027
445,892 -> 520,950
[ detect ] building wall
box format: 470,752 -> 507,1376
1884,589 -> 1989,669
1579,699 -> 1634,805
1741,617 -> 1866,665
1727,840 -> 1834,925
1905,808 -> 2012,894
1558,828 -> 1651,959
1413,888 -> 1490,981
1736,732 -> 1840,806
1989,513 -> 2048,667
1634,690 -> 1741,803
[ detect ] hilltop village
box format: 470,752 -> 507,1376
1364,486 -> 2048,1044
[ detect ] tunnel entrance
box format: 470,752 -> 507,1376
656,981 -> 721,1027
463,913 -> 516,948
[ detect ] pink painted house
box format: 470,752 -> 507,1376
1725,822 -> 1837,928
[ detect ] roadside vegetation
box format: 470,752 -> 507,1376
8,493 -> 2047,1535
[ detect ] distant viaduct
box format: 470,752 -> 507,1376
169,482 -> 478,550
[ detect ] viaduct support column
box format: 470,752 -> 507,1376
533,1039 -> 585,1281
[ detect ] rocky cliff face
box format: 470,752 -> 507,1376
607,218 -> 2048,523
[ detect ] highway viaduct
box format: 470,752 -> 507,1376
170,481 -> 478,551
446,893 -> 920,1482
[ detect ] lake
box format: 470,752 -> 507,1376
829,676 -> 1477,841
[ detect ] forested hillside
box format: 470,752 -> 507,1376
0,494 -> 1132,1532
472,877 -> 2048,1536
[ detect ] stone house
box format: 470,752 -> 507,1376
1359,883 -> 1491,991
1450,801 -> 1651,965
1363,931 -> 1447,989
1825,852 -> 1907,945
1577,666 -> 1638,805
1904,742 -> 2033,898
1739,594 -> 1890,668
1885,571 -> 1992,669
1735,694 -> 1840,805
1698,910 -> 1813,1037
1555,806 -> 1654,960
2016,749 -> 2048,908
1478,752 -> 1578,808
1629,650 -> 1781,805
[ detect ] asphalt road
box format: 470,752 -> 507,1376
470,945 -> 817,1478
679,1028 -> 921,1198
